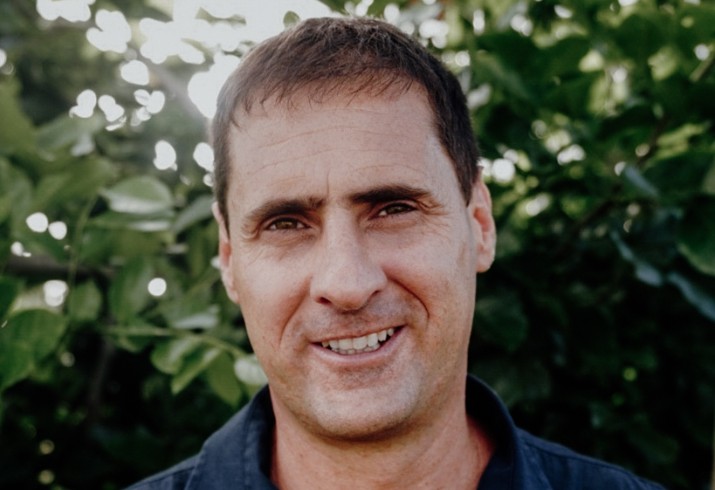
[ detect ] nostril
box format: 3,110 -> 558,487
309,229 -> 388,310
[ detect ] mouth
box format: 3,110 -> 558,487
319,327 -> 399,355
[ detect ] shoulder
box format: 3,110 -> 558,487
124,455 -> 198,490
124,386 -> 275,490
518,429 -> 666,490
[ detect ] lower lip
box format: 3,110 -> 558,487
312,327 -> 404,367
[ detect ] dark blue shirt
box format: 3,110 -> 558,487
127,376 -> 665,489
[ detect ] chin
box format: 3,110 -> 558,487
311,406 -> 414,444
298,383 -> 424,443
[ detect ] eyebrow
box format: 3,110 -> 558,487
348,184 -> 431,206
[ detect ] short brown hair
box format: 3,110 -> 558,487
212,17 -> 479,222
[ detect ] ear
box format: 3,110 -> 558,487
468,178 -> 496,273
212,202 -> 240,304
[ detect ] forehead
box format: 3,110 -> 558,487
232,86 -> 433,152
224,88 -> 460,211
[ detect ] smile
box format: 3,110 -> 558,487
321,327 -> 397,355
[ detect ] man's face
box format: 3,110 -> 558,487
215,87 -> 495,441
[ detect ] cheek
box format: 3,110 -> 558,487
233,258 -> 308,342
385,237 -> 475,314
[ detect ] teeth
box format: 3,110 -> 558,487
353,336 -> 367,350
322,327 -> 397,355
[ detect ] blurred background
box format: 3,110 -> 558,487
0,0 -> 713,488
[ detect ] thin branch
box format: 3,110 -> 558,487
634,116 -> 670,168
83,338 -> 116,433
3,254 -> 102,281
691,45 -> 715,83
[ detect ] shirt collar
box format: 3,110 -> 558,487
184,375 -> 547,490
185,387 -> 277,490
466,376 -> 552,490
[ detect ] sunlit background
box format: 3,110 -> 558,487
12,0 -> 528,307
0,0 -> 703,304
36,0 -> 334,161
5,0 -> 710,311
19,0 -> 606,184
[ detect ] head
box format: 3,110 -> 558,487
211,17 -> 496,445
212,17 -> 480,225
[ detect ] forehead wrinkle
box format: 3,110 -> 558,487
247,149 -> 424,179
249,122 -> 414,152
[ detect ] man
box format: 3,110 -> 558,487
129,17 -> 664,490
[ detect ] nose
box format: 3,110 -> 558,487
309,221 -> 387,312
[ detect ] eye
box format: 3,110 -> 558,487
376,202 -> 416,217
266,218 -> 307,231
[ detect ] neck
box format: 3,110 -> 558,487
269,391 -> 493,490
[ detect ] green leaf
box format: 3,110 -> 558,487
472,30 -> 538,69
472,51 -> 531,102
0,277 -> 20,322
648,46 -> 680,81
678,198 -> 715,276
681,4 -> 715,41
667,273 -> 715,321
160,298 -> 219,330
233,354 -> 268,387
0,80 -> 36,155
621,164 -> 659,199
537,36 -> 591,78
474,293 -> 529,352
36,113 -> 105,151
15,224 -> 67,262
0,343 -> 34,393
171,346 -> 221,394
108,257 -> 154,323
90,210 -> 173,232
366,0 -> 394,17
0,309 -> 68,391
0,158 -> 33,229
34,157 -> 115,210
67,280 -> 102,323
472,359 -> 551,407
546,73 -> 601,118
101,176 -> 174,215
644,151 -> 714,202
703,161 -> 715,195
611,232 -> 664,287
186,224 -> 218,279
283,10 -> 300,28
614,12 -> 665,60
79,227 -> 167,264
172,194 -> 213,234
204,352 -> 243,407
626,422 -> 679,466
110,322 -> 155,353
150,336 -> 203,375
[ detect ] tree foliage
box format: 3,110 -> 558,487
0,1 -> 713,489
